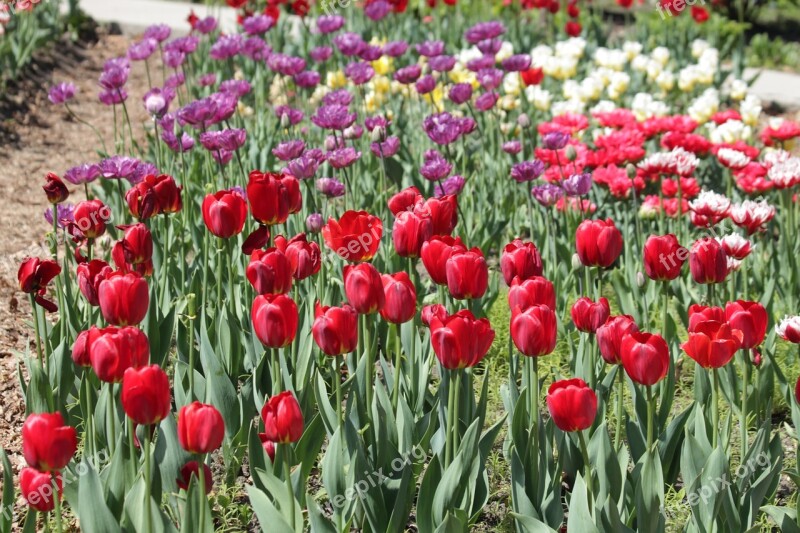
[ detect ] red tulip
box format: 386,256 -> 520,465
691,5 -> 709,23
643,234 -> 686,281
43,172 -> 69,204
571,296 -> 610,333
177,402 -> 225,454
575,218 -> 623,268
72,329 -> 91,367
251,294 -> 298,348
126,174 -> 183,220
388,186 -> 423,215
420,235 -> 466,285
74,199 -> 109,239
511,304 -> 557,357
261,391 -> 304,444
151,174 -> 183,214
20,468 -> 62,512
22,412 -> 77,472
242,225 -> 271,255
688,304 -> 725,333
322,210 -> 383,262
445,248 -> 488,300
76,260 -> 113,306
501,239 -> 543,285
725,300 -> 767,349
565,21 -> 582,37
596,315 -> 638,364
689,237 -> 728,284
312,302 -> 359,356
98,272 -> 150,326
508,276 -> 556,312
247,248 -> 293,295
116,223 -> 154,265
620,331 -> 669,386
777,316 -> 800,344
681,320 -> 743,368
176,461 -> 212,494
344,263 -> 385,314
418,195 -> 458,236
87,326 -> 150,383
277,233 -> 321,280
121,365 -> 171,425
429,310 -> 495,369
392,210 -> 433,258
380,272 -> 417,324
18,257 -> 61,311
202,189 -> 248,238
520,67 -> 544,86
546,378 -> 597,432
247,170 -> 301,225
421,304 -> 448,327
258,436 -> 277,461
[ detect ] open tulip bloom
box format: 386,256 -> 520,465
11,5 -> 800,533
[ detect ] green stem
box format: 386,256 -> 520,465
711,368 -> 720,449
615,367 -> 625,450
30,295 -> 44,364
741,350 -> 749,459
283,445 -> 296,530
333,357 -> 342,426
198,454 -> 207,533
578,429 -> 594,510
127,418 -> 137,480
52,474 -> 63,533
364,316 -> 373,418
392,324 -> 402,411
646,385 -> 655,451
107,383 -> 116,455
452,370 -> 462,454
445,369 -> 456,467
144,432 -> 153,533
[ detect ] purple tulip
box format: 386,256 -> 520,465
312,105 -> 356,131
127,38 -> 157,61
310,46 -> 333,62
326,147 -> 361,169
394,64 -> 422,84
294,70 -> 321,89
371,136 -> 400,158
382,41 -> 408,57
365,0 -> 391,20
503,140 -> 522,155
143,24 -> 170,42
316,15 -> 345,34
511,160 -> 545,183
435,175 -> 466,197
209,34 -> 242,60
562,173 -> 593,196
475,91 -> 499,111
423,112 -> 462,145
464,21 -> 506,44
63,163 -> 101,185
243,14 -> 275,35
532,184 -> 565,207
345,62 -> 375,85
273,140 -> 306,161
416,40 -> 445,57
334,32 -> 366,56
542,131 -> 570,150
306,213 -> 324,233
420,153 -> 453,181
466,54 -> 496,72
429,55 -> 457,72
322,89 -> 354,106
287,153 -> 320,179
502,54 -> 532,72
415,75 -> 436,95
219,79 -> 251,97
316,177 -> 346,198
274,105 -> 304,126
48,82 -> 77,105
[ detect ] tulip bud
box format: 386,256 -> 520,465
43,173 -> 69,204
571,253 -> 582,270
371,126 -> 386,143
176,461 -> 212,494
751,349 -> 761,367
565,145 -> 577,162
306,213 -> 323,233
636,272 -> 646,287
626,163 -> 637,180
280,113 -> 291,129
517,113 -> 530,128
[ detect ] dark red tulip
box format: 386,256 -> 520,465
176,461 -> 213,494
380,272 -> 417,324
202,189 -> 248,238
596,315 -> 638,364
571,296 -> 610,333
421,235 -> 467,285
77,259 -> 113,306
72,329 -> 91,367
261,391 -> 304,444
388,186 -> 423,215
177,401 -> 225,454
258,436 -> 276,461
446,248 -> 488,300
242,225 -> 271,255
22,412 -> 77,472
418,195 -> 458,236
18,257 -> 61,311
87,326 -> 150,383
575,218 -> 623,268
322,210 -> 383,262
247,170 -> 301,226
688,304 -> 725,333
421,304 -> 448,327
643,234 -> 686,281
126,174 -> 183,220
508,276 -> 556,312
43,172 -> 69,204
681,320 -> 743,368
620,331 -> 669,386
689,237 -> 728,284
98,271 -> 150,326
121,364 -> 171,425
251,294 -> 298,348
151,174 -> 183,214
511,304 -> 557,357
429,310 -> 495,369
725,300 -> 767,349
20,468 -> 62,512
247,248 -> 293,295
546,378 -> 597,432
312,302 -> 359,356
392,210 -> 433,258
116,223 -> 154,265
500,239 -> 543,285
344,262 -> 385,314
277,234 -> 321,280
74,199 -> 109,239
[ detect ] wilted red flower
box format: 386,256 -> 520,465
18,257 -> 61,311
546,378 -> 597,432
177,402 -> 225,454
121,364 -> 171,425
380,272 -> 417,324
251,293 -> 298,348
176,461 -> 213,494
643,234 -> 687,281
446,248 -> 488,300
202,189 -> 248,238
261,391 -> 304,444
511,304 -> 557,357
312,302 -> 359,356
421,235 -> 467,285
597,315 -> 639,365
620,331 -> 670,386
344,262 -> 385,314
322,210 -> 383,262
575,218 -> 623,268
429,310 -> 495,369
87,325 -> 150,383
501,239 -> 543,285
571,296 -> 610,333
43,172 -> 69,204
681,320 -> 743,369
247,248 -> 293,295
725,300 -> 767,349
247,171 -> 301,226
22,412 -> 77,472
98,271 -> 150,326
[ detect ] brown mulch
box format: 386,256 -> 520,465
0,27 -> 149,477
